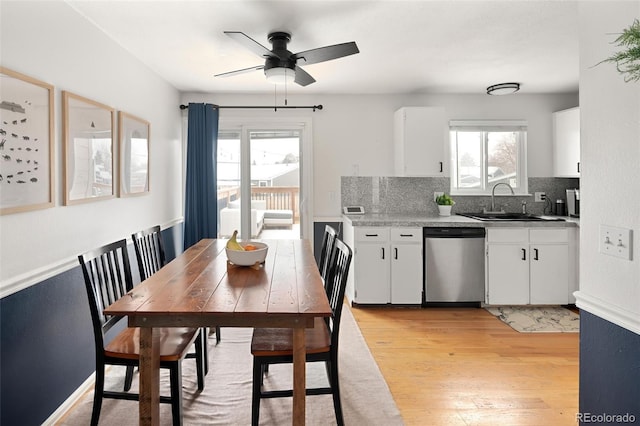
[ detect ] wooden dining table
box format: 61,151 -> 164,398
104,238 -> 331,425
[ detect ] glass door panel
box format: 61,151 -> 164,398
217,129 -> 301,240
249,130 -> 301,239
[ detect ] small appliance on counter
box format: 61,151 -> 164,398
555,199 -> 566,216
566,189 -> 580,217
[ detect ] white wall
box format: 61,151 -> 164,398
0,2 -> 183,296
183,91 -> 577,218
575,1 -> 640,334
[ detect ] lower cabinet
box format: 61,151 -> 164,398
343,223 -> 422,304
486,228 -> 570,305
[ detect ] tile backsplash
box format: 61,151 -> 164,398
341,176 -> 579,217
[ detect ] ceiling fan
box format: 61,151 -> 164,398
215,31 -> 359,86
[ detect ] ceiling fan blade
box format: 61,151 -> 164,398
294,65 -> 316,86
224,31 -> 276,58
292,42 -> 359,66
214,65 -> 264,78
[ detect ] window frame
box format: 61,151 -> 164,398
449,120 -> 528,196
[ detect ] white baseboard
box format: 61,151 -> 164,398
574,290 -> 640,335
41,373 -> 95,425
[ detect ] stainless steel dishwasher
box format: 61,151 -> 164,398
423,227 -> 485,306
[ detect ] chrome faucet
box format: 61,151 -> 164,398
485,182 -> 515,213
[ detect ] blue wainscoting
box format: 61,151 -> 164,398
0,224 -> 184,425
579,310 -> 640,424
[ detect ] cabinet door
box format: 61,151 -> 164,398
530,244 -> 569,304
394,107 -> 447,176
354,243 -> 390,303
486,244 -> 529,305
553,107 -> 580,177
390,243 -> 423,304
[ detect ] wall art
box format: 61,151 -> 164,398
0,67 -> 55,214
62,91 -> 115,205
118,111 -> 149,197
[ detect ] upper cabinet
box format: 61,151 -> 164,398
553,107 -> 580,178
394,107 -> 448,176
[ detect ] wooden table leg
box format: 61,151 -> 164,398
139,327 -> 160,426
292,327 -> 306,425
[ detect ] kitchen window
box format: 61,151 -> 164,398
449,120 -> 528,195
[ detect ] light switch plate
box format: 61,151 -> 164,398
599,225 -> 633,260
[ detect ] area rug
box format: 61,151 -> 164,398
485,306 -> 580,333
56,305 -> 403,426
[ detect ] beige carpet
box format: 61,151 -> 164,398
58,305 -> 403,425
485,306 -> 580,333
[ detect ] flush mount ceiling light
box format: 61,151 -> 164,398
264,67 -> 295,85
486,82 -> 520,95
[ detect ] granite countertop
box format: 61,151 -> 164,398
343,213 -> 580,228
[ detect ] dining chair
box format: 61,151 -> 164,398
78,239 -> 205,426
317,224 -> 338,283
131,225 -> 221,349
250,238 -> 353,426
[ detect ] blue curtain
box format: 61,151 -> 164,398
184,103 -> 218,250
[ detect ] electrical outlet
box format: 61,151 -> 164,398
534,192 -> 546,202
434,191 -> 444,201
599,225 -> 633,260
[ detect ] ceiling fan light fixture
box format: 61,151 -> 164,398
265,67 -> 295,85
487,82 -> 520,95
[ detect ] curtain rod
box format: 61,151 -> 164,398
179,104 -> 323,111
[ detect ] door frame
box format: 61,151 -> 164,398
219,116 -> 313,240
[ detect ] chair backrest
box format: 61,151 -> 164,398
131,225 -> 166,280
78,239 -> 134,350
323,238 -> 352,349
318,225 -> 338,282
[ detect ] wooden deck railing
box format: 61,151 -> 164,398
218,186 -> 300,223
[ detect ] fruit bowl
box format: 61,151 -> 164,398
225,242 -> 268,266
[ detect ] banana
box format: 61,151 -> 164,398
226,230 -> 245,251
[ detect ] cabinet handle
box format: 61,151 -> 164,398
394,247 -> 398,260
439,161 -> 443,173
534,248 -> 539,261
381,247 -> 385,260
365,234 -> 378,237
577,162 -> 580,173
399,234 -> 413,237
521,248 -> 526,261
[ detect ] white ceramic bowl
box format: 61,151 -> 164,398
225,241 -> 268,266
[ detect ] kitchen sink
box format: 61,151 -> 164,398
458,212 -> 565,222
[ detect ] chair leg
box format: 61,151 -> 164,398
215,325 -> 221,344
124,365 -> 134,391
90,364 -> 106,426
251,358 -> 263,426
169,362 -> 184,426
329,356 -> 344,426
195,329 -> 206,391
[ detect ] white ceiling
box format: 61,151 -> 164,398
67,0 -> 580,95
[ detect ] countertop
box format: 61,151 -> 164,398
343,213 -> 580,228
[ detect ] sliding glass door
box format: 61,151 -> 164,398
217,127 -> 302,240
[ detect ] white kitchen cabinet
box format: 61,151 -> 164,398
486,228 -> 570,305
553,107 -> 580,178
394,107 -> 448,177
486,229 -> 529,305
343,223 -> 422,305
529,229 -> 569,304
390,228 -> 423,304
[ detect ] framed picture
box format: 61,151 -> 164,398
118,111 -> 149,196
62,91 -> 115,205
0,67 -> 55,214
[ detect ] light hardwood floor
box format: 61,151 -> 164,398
349,305 -> 579,426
